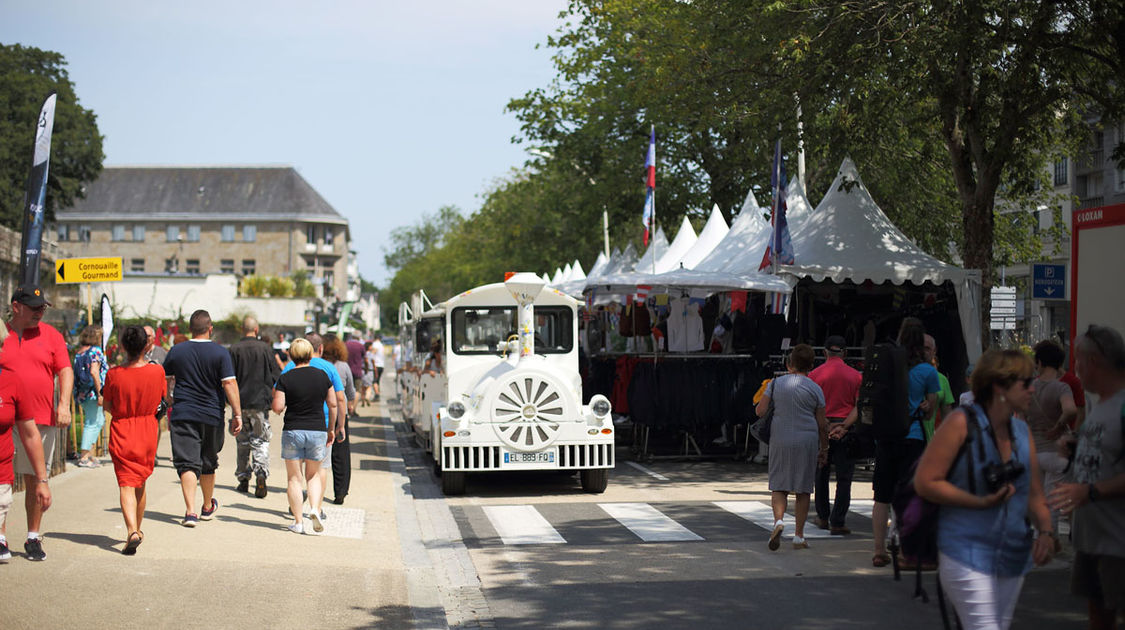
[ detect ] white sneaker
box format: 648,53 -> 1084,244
309,511 -> 324,533
287,522 -> 304,535
768,520 -> 784,551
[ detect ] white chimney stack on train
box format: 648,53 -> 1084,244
504,272 -> 546,359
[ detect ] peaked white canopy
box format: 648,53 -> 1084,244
654,216 -> 698,273
586,251 -> 609,279
783,157 -> 982,360
633,227 -> 668,273
568,260 -> 586,281
694,198 -> 770,273
551,267 -> 564,284
720,178 -> 814,276
562,263 -> 573,281
679,205 -> 730,270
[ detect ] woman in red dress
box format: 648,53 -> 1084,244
102,325 -> 166,555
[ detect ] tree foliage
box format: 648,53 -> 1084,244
0,43 -> 104,228
383,1 -> 1122,344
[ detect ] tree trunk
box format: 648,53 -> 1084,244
961,188 -> 996,351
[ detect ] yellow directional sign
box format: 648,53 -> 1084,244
55,257 -> 123,284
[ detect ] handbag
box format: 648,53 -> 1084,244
749,397 -> 775,445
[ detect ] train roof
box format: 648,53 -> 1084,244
420,281 -> 579,317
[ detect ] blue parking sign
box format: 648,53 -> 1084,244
1031,263 -> 1067,300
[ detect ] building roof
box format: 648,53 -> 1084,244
56,166 -> 348,224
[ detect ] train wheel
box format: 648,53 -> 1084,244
442,471 -> 466,496
580,469 -> 609,493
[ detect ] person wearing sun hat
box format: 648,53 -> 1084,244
0,284 -> 73,561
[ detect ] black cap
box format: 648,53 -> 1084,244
11,285 -> 51,308
825,335 -> 846,352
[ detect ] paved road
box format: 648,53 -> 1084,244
0,381 -> 1091,629
392,406 -> 1087,629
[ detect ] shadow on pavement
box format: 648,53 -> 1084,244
348,604 -> 433,629
49,531 -> 123,554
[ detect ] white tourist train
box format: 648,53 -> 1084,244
397,273 -> 614,495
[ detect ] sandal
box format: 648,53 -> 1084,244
123,531 -> 143,555
872,553 -> 891,567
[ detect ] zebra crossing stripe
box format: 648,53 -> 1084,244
481,505 -> 566,545
713,501 -> 832,539
849,499 -> 874,519
599,503 -> 704,542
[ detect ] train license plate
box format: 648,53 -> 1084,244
503,450 -> 555,465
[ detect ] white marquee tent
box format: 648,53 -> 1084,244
678,205 -> 729,270
781,157 -> 983,360
653,216 -> 698,273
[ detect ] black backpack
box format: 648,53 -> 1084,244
73,350 -> 97,396
858,341 -> 910,440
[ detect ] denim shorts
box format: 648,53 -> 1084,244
281,429 -> 327,461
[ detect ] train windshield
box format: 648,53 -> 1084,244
452,306 -> 572,355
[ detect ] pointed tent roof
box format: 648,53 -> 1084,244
654,216 -> 699,273
569,260 -> 586,281
717,178 -> 814,275
633,228 -> 668,273
541,273 -> 552,284
739,186 -> 762,217
586,251 -> 608,279
694,206 -> 768,273
679,205 -> 730,270
785,157 -> 967,286
562,263 -> 573,280
783,157 -> 982,361
551,267 -> 564,284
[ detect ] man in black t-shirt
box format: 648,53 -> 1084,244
163,310 -> 242,528
229,316 -> 281,498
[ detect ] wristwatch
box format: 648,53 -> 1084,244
38,478 -> 49,484
1088,483 -> 1101,503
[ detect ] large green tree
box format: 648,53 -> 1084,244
0,43 -> 104,228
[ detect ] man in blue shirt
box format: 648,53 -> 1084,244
163,310 -> 242,528
282,333 -> 344,519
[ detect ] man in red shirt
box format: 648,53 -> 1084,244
0,320 -> 54,563
0,285 -> 72,561
808,335 -> 862,535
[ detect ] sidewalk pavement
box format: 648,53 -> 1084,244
0,401 -> 423,630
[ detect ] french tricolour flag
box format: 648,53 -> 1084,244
759,138 -> 793,315
641,126 -> 655,245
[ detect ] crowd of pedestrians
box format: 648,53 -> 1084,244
0,288 -> 388,563
756,318 -> 1125,630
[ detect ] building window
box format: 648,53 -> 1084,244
112,224 -> 126,241
166,225 -> 180,242
242,224 -> 256,242
324,225 -> 334,245
165,257 -> 177,273
1117,167 -> 1125,193
242,259 -> 256,275
1053,158 -> 1067,187
323,270 -> 334,289
57,224 -> 69,242
78,225 -> 92,242
220,259 -> 234,274
187,225 -> 201,242
132,224 -> 145,242
306,224 -> 317,244
131,258 -> 145,273
186,259 -> 200,274
221,224 -> 235,242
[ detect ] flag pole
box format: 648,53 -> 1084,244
651,124 -> 656,276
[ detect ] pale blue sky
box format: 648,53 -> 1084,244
1,0 -> 567,285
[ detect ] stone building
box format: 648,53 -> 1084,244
53,166 -> 353,300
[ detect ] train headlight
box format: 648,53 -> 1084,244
448,401 -> 466,419
590,395 -> 611,419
